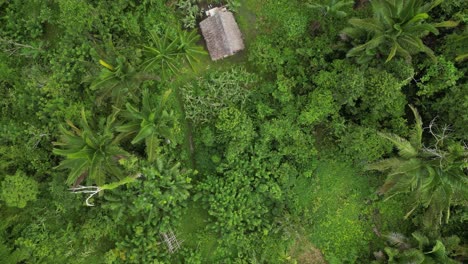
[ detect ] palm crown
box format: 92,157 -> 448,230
372,231 -> 462,263
53,109 -> 128,187
366,105 -> 468,227
117,89 -> 179,162
342,0 -> 458,63
90,57 -> 142,106
141,30 -> 206,80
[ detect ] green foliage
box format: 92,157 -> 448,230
176,0 -> 201,29
313,59 -> 366,107
215,106 -> 256,162
299,88 -> 338,126
0,241 -> 28,264
337,124 -> 393,163
142,29 -> 206,80
366,106 -> 468,228
302,161 -> 374,263
356,69 -> 407,128
198,163 -> 274,261
56,0 -> 93,36
372,232 -> 464,263
90,57 -> 145,106
215,107 -> 243,133
0,171 -> 39,208
342,0 -> 459,63
177,29 -> 208,69
0,0 -> 52,41
417,57 -> 463,96
142,31 -> 180,79
181,67 -> 256,124
439,0 -> 468,19
117,89 -> 180,161
103,158 -> 194,263
427,84 -> 468,140
263,0 -> 310,39
0,0 -> 466,262
440,29 -> 468,62
308,0 -> 354,18
53,109 -> 128,186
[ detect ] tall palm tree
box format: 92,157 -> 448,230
366,105 -> 468,227
117,89 -> 178,162
342,0 -> 459,63
53,109 -> 128,187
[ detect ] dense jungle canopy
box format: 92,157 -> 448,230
1,0 -> 467,263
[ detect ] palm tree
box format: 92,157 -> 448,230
117,89 -> 178,162
366,105 -> 468,227
176,29 -> 207,69
53,109 -> 128,187
90,57 -> 147,107
143,158 -> 192,208
342,0 -> 459,63
372,232 -> 464,263
141,29 -> 206,80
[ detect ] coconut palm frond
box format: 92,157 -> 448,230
378,132 -> 418,158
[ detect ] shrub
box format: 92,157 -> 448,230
181,67 -> 256,125
1,171 -> 39,208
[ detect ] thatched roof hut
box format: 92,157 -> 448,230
200,7 -> 245,61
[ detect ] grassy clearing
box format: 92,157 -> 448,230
291,160 -> 375,263
177,201 -> 218,261
290,160 -> 412,263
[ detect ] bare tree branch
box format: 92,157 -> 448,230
69,185 -> 102,206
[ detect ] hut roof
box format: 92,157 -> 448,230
200,9 -> 245,61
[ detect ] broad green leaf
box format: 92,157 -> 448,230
433,21 -> 460,28
407,13 -> 429,25
427,240 -> 446,257
116,122 -> 140,133
131,125 -> 154,144
386,42 -> 398,63
455,53 -> 468,62
146,135 -> 159,162
347,35 -> 385,57
99,59 -> 114,71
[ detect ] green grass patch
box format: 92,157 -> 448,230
292,160 -> 375,263
290,160 -> 414,263
177,201 -> 218,261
